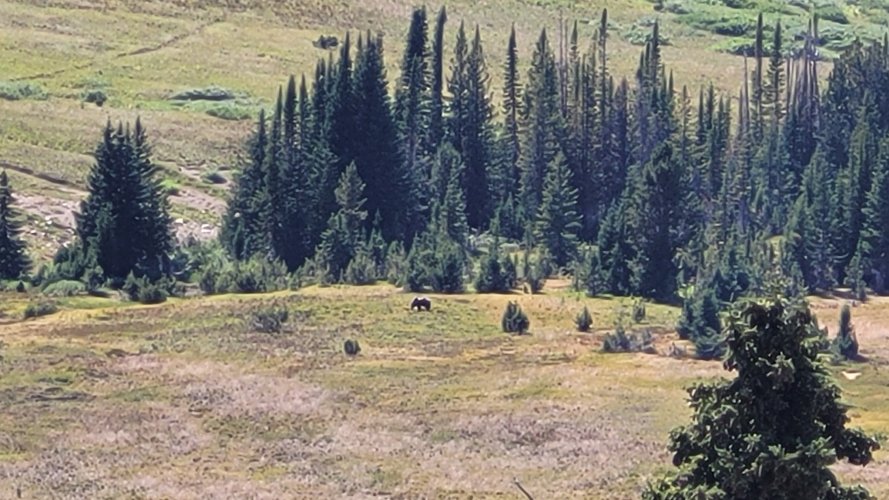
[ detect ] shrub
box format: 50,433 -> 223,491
123,272 -> 169,304
816,4 -> 849,24
82,88 -> 108,107
42,280 -> 86,297
202,169 -> 227,184
170,85 -> 235,101
205,102 -> 253,121
832,303 -> 859,361
251,305 -> 289,334
15,281 -> 26,293
344,249 -> 378,285
632,299 -> 647,323
502,301 -> 530,334
575,306 -> 593,332
137,281 -> 168,304
0,81 -> 48,101
385,241 -> 407,286
602,325 -> 654,353
475,254 -> 506,293
24,300 -> 58,319
344,339 -> 361,356
429,244 -> 465,293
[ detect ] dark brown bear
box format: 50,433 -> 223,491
411,296 -> 431,311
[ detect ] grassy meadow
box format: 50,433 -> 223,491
1,0 -> 887,257
0,282 -> 886,498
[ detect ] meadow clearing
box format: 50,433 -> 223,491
0,282 -> 886,498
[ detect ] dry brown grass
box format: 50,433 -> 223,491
0,284 -> 884,498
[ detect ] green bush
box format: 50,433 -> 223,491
502,301 -> 530,334
205,102 -> 253,121
679,11 -> 756,37
42,280 -> 86,297
602,325 -> 654,353
123,272 -> 169,304
82,88 -> 108,107
24,300 -> 58,319
385,241 -> 407,287
0,81 -> 48,101
251,304 -> 289,334
575,306 -> 593,332
429,244 -> 465,293
202,169 -> 227,184
197,255 -> 288,295
344,249 -> 378,285
170,85 -> 236,101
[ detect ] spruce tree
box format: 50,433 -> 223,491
75,120 -> 173,282
859,138 -> 889,293
317,162 -> 368,279
646,298 -> 879,499
221,111 -> 270,260
501,24 -> 521,199
0,171 -> 30,279
520,28 -> 563,219
351,33 -> 407,241
535,152 -> 582,267
429,6 -> 447,151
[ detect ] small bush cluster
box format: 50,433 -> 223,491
198,255 -> 289,295
82,88 -> 108,107
475,252 -> 518,293
170,85 -> 236,101
123,273 -> 171,304
502,301 -> 530,334
205,102 -> 253,121
251,304 -> 289,334
42,279 -> 86,297
602,324 -> 654,353
0,81 -> 48,101
24,300 -> 58,319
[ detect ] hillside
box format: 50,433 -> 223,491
0,284 -> 886,497
1,0 -> 886,258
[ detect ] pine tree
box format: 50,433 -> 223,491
395,7 -> 430,237
221,111 -> 270,260
501,24 -> 521,198
535,152 -> 582,267
437,155 -> 470,250
859,137 -> 889,293
625,143 -> 685,299
832,303 -> 859,361
351,33 -> 407,241
520,28 -> 563,219
646,298 -> 879,499
317,163 -> 368,279
75,120 -> 173,282
429,6 -> 447,151
0,171 -> 30,279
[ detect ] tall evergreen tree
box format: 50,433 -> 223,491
520,28 -> 563,220
535,152 -> 582,267
76,121 -> 173,281
429,6 -> 447,152
351,32 -> 407,241
222,111 -> 270,261
859,137 -> 889,293
0,171 -> 30,279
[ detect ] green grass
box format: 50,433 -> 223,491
2,0 -> 888,256
0,284 -> 885,497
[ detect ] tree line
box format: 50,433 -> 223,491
3,8 -> 889,309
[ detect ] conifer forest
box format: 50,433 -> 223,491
1,1 -> 889,497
